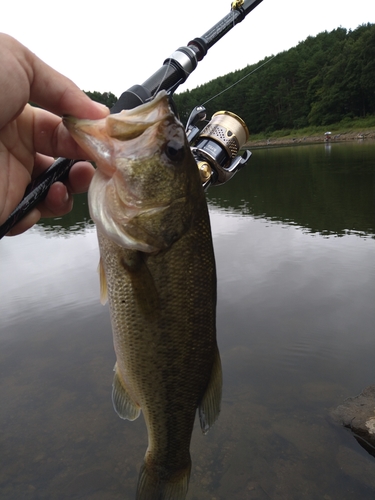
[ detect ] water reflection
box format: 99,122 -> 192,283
0,228 -> 100,331
207,142 -> 375,238
36,193 -> 94,235
1,143 -> 375,499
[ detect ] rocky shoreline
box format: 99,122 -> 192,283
245,129 -> 375,148
330,385 -> 375,458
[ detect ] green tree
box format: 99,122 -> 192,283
174,23 -> 375,134
84,90 -> 118,108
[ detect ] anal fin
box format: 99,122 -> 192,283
199,345 -> 222,434
112,363 -> 141,421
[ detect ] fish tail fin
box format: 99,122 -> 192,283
136,459 -> 191,500
112,363 -> 141,421
199,345 -> 222,434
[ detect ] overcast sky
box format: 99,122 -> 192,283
1,0 -> 373,99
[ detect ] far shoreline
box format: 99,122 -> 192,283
245,128 -> 375,149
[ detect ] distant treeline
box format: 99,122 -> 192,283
36,23 -> 373,135
83,90 -> 118,109
29,90 -> 118,110
173,23 -> 375,134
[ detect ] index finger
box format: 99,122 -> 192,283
0,34 -> 109,125
29,55 -> 109,120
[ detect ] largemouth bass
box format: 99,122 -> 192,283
64,91 -> 222,500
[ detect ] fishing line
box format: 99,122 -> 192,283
152,57 -> 174,99
201,54 -> 276,107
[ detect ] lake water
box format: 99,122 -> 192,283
1,141 -> 375,499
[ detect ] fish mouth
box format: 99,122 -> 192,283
64,115 -> 116,176
64,91 -> 173,176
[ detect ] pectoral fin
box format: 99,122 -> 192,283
121,252 -> 160,321
198,346 -> 222,434
98,258 -> 108,305
112,363 -> 141,421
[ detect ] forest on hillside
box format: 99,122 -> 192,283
173,23 -> 375,133
85,24 -> 374,135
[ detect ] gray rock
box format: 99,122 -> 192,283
330,385 -> 375,457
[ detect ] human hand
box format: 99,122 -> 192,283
0,33 -> 110,236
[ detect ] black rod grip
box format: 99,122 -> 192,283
0,157 -> 77,238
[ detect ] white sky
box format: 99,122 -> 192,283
1,0 -> 373,99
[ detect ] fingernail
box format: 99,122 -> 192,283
63,190 -> 70,203
92,102 -> 110,115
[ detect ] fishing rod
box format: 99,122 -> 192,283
0,0 -> 264,239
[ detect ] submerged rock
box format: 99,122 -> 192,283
331,385 -> 375,457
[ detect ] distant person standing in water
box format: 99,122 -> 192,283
0,33 -> 110,236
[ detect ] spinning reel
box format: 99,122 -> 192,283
185,105 -> 251,189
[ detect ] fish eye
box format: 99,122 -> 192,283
164,140 -> 185,162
